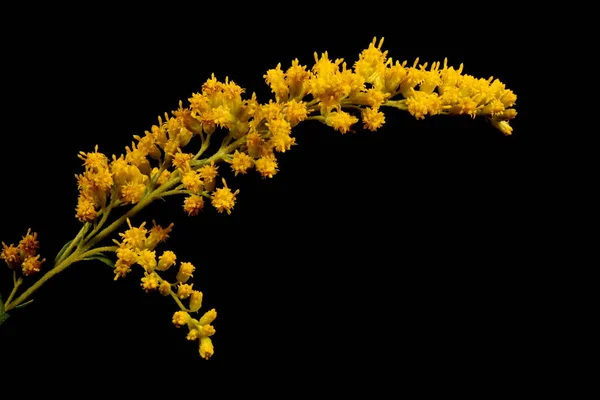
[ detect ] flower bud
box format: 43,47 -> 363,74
157,251 -> 176,271
159,280 -> 171,296
172,311 -> 190,326
189,290 -> 203,312
176,261 -> 195,283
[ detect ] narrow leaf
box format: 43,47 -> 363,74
54,239 -> 74,263
13,299 -> 34,310
84,254 -> 115,269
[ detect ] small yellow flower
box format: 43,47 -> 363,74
230,150 -> 254,176
189,290 -> 203,312
181,171 -> 203,194
481,99 -> 505,117
76,195 -> 97,222
264,63 -> 288,102
1,242 -> 21,269
114,164 -> 148,204
109,156 -> 129,184
172,151 -> 194,173
133,132 -> 161,160
136,249 -> 157,272
245,131 -> 263,158
176,262 -> 195,283
187,329 -> 200,341
199,308 -> 217,325
211,179 -> 240,214
266,117 -> 291,137
499,90 -> 517,108
490,119 -> 514,136
325,111 -> 359,134
361,107 -> 386,131
157,250 -> 177,271
78,145 -> 109,171
125,142 -> 151,175
121,182 -> 146,204
261,100 -> 284,122
119,219 -> 147,250
199,336 -> 214,360
18,229 -> 39,256
354,37 -> 387,83
141,273 -> 160,292
177,283 -> 194,299
405,90 -> 442,120
113,259 -> 132,280
284,99 -> 309,126
198,161 -> 219,185
255,156 -> 278,178
183,195 -> 205,216
22,255 -> 44,276
270,132 -> 295,153
116,247 -> 138,265
198,324 -> 216,337
159,280 -> 171,296
285,59 -> 310,98
173,311 -> 191,326
145,221 -> 174,250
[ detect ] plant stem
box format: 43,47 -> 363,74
55,223 -> 89,266
4,249 -> 81,311
5,274 -> 23,306
2,133 -> 246,316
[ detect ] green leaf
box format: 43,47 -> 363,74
83,254 -> 115,269
0,311 -> 9,327
0,291 -> 4,314
54,239 -> 73,263
14,299 -> 34,310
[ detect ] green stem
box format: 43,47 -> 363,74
55,223 -> 89,266
382,99 -> 408,111
3,245 -> 119,313
4,275 -> 23,306
83,201 -> 115,244
169,291 -> 189,312
83,193 -> 158,250
192,134 -> 212,161
4,249 -> 82,311
154,273 -> 189,312
158,187 -> 191,198
84,246 -> 119,256
2,133 -> 247,316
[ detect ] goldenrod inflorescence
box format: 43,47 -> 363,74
1,37 -> 517,359
1,229 -> 45,277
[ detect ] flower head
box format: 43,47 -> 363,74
173,311 -> 191,326
1,242 -> 20,269
18,229 -> 40,257
141,273 -> 160,292
230,150 -> 254,176
22,255 -> 44,276
211,179 -> 240,214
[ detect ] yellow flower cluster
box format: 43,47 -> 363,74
1,37 -> 517,360
262,37 -> 517,135
172,309 -> 217,360
112,218 -> 173,280
69,37 -> 515,358
113,219 -> 216,359
73,37 -> 516,227
1,229 -> 45,276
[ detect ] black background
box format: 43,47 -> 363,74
0,6 -> 542,393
